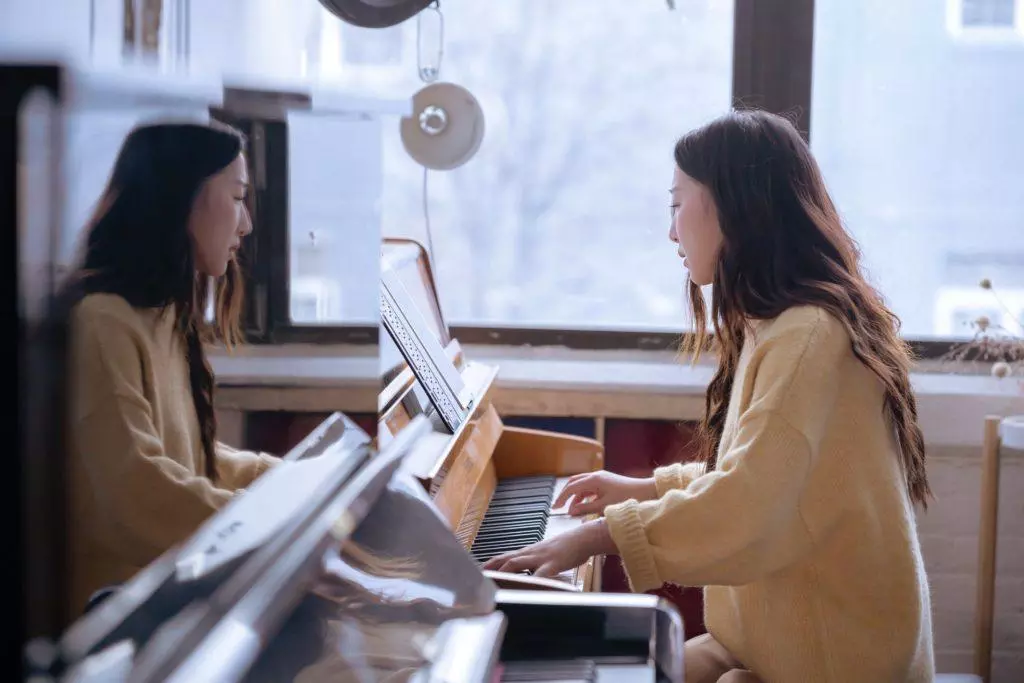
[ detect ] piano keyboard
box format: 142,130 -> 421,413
459,475 -> 587,585
470,476 -> 558,564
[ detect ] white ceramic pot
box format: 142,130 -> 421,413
1002,415 -> 1024,450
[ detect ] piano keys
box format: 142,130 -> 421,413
47,408 -> 684,683
378,238 -> 606,591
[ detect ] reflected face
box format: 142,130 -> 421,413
188,153 -> 252,277
668,166 -> 723,287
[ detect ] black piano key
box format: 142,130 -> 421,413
478,513 -> 548,528
477,522 -> 548,539
472,533 -> 545,550
471,475 -> 560,563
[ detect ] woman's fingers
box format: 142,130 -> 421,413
557,479 -> 602,509
567,495 -> 604,517
496,554 -> 541,575
482,553 -> 513,571
534,561 -> 563,578
554,476 -> 599,509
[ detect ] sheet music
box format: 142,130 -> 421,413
381,266 -> 472,432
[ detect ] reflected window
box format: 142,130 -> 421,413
341,23 -> 404,65
287,112 -> 381,325
959,0 -> 1017,28
812,0 -> 1024,337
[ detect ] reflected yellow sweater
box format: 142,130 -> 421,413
67,293 -> 277,620
605,306 -> 935,683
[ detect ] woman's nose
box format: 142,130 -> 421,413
239,206 -> 253,236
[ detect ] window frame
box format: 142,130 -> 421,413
242,0 -> 986,359
947,0 -> 1024,42
212,100 -> 379,346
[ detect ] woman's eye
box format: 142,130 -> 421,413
670,204 -> 679,217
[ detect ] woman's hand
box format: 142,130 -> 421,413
481,520 -> 618,578
554,471 -> 658,517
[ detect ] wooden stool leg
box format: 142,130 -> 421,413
973,416 -> 1002,682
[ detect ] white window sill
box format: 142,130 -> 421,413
209,344 -> 1023,447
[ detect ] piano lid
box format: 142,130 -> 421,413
57,413 -> 372,667
237,462 -> 502,683
173,415 -> 373,583
121,413 -> 507,683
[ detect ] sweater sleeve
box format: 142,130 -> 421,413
604,310 -> 849,591
72,307 -> 234,567
215,442 -> 279,490
653,462 -> 705,496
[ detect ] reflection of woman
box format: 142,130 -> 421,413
62,122 -> 277,620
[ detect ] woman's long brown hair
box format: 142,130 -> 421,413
61,122 -> 248,483
675,109 -> 931,508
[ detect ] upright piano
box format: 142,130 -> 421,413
377,238 -> 606,592
43,410 -> 685,683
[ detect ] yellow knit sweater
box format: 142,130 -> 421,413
66,293 -> 277,621
604,306 -> 934,683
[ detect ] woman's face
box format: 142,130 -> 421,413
669,165 -> 723,287
189,153 -> 251,277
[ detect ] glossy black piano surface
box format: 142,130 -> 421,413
55,413 -> 684,683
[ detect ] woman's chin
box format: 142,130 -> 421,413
686,271 -> 712,287
198,262 -> 229,279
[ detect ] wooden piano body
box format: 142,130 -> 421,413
378,238 -> 605,592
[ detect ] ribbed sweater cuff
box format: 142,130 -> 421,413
653,464 -> 687,497
604,499 -> 662,593
257,452 -> 280,476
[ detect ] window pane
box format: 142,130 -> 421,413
326,1 -> 734,328
811,0 -> 1024,339
287,112 -> 381,325
62,106 -> 209,267
960,0 -> 1016,28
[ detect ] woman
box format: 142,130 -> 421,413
63,121 -> 277,619
484,110 -> 935,682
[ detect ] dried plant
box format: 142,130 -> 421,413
938,279 -> 1024,385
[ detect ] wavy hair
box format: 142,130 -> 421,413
676,109 -> 931,507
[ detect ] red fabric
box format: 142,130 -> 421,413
602,419 -> 706,639
245,412 -> 377,455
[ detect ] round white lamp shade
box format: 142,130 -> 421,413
401,82 -> 485,171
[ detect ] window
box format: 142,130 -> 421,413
947,0 -> 1023,38
322,0 -> 735,329
286,112 -> 381,326
341,23 -> 404,65
291,276 -> 343,322
962,0 -> 1016,27
811,0 -> 1024,338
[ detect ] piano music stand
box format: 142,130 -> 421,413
381,259 -> 472,432
382,237 -> 450,347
